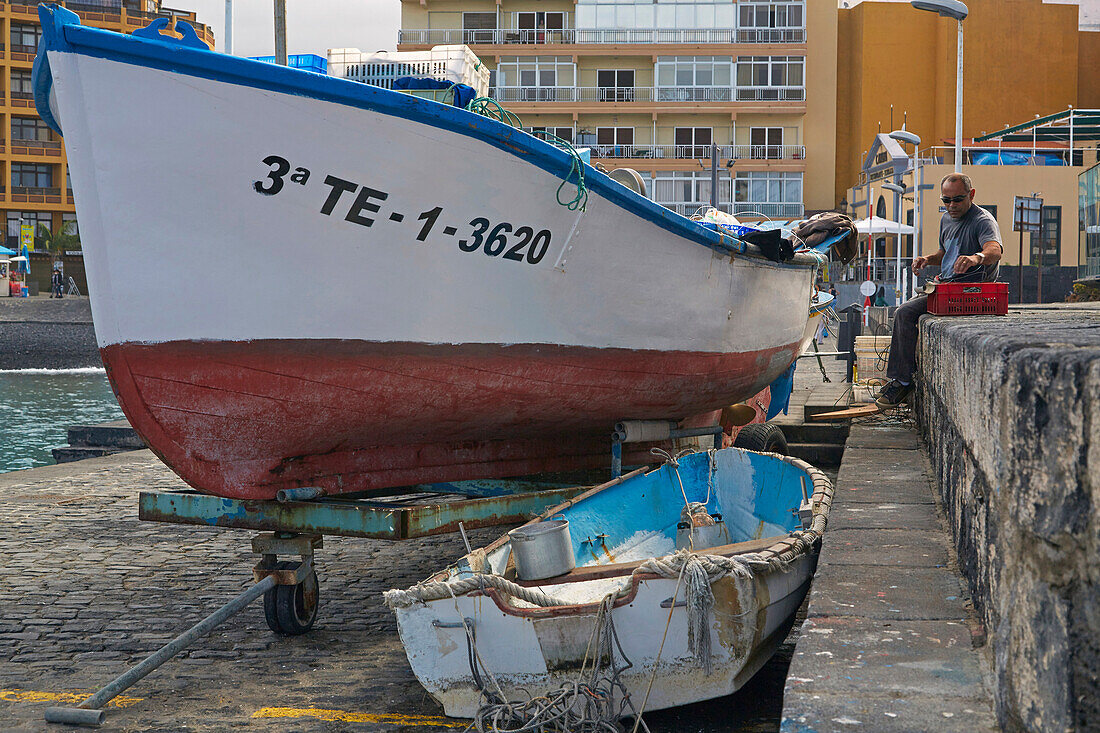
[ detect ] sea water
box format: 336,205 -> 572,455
0,368 -> 124,473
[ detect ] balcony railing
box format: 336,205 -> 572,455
732,144 -> 805,160
10,91 -> 35,100
658,202 -> 803,218
735,87 -> 806,102
732,202 -> 804,217
491,86 -> 804,104
12,186 -> 61,196
10,138 -> 63,150
588,144 -> 736,159
398,27 -> 805,46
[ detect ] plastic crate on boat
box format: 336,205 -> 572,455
327,46 -> 490,97
927,282 -> 1008,316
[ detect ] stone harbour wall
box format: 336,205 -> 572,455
916,307 -> 1100,732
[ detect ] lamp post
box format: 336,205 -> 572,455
911,1 -> 967,172
882,182 -> 905,305
888,129 -> 922,302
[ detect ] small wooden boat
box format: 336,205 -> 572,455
384,447 -> 833,720
33,6 -> 844,501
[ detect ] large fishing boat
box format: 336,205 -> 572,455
34,6 -> 839,500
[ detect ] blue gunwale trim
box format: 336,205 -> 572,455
34,4 -> 816,269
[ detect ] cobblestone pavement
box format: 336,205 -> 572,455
0,451 -> 820,732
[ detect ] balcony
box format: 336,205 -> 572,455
491,86 -> 805,105
586,144 -> 735,160
12,186 -> 61,196
732,145 -> 805,160
732,202 -> 804,218
398,27 -> 805,46
735,87 -> 805,102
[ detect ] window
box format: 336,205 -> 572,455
656,56 -> 732,102
595,127 -> 634,156
674,127 -> 712,159
528,126 -> 573,143
10,24 -> 41,51
652,171 -> 732,215
514,12 -> 566,42
12,164 -> 53,188
734,171 -> 803,216
496,57 -> 575,101
736,56 -> 804,100
739,2 -> 804,29
1032,205 -> 1061,267
10,70 -> 33,99
575,1 -> 736,32
596,69 -> 635,102
462,12 -> 496,44
6,211 -> 52,247
748,127 -> 783,159
62,212 -> 79,238
12,116 -> 51,142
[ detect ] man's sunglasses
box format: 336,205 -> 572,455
941,194 -> 968,204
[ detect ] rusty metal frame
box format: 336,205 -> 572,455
137,485 -> 592,540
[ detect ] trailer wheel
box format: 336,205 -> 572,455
733,423 -> 788,455
262,561 -> 293,634
274,562 -> 319,635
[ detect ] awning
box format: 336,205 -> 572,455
975,109 -> 1100,143
852,216 -> 915,236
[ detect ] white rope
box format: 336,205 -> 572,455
383,573 -> 573,610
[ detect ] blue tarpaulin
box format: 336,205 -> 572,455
393,77 -> 477,109
0,245 -> 14,256
971,150 -> 1064,166
766,362 -> 797,420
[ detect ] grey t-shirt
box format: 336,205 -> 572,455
938,205 -> 1003,282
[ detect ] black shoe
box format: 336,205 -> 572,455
875,380 -> 913,408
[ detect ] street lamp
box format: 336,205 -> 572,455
888,128 -> 922,301
882,182 -> 906,304
911,1 -> 968,172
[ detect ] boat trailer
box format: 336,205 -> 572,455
44,423 -> 719,727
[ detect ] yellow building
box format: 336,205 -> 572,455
397,0 -> 839,218
0,1 -> 212,248
836,0 -> 1100,208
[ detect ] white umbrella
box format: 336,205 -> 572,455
852,216 -> 915,237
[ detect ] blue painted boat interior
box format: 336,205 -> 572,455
488,449 -> 809,572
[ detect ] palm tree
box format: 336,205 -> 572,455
35,221 -> 80,256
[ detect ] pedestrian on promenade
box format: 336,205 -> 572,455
874,173 -> 1003,408
51,267 -> 64,298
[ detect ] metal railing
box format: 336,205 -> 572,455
659,201 -> 803,218
732,144 -> 805,160
10,139 -> 63,150
11,186 -> 62,196
588,144 -> 736,160
398,27 -> 805,46
914,145 -> 1077,167
735,87 -> 806,102
491,85 -> 804,105
732,202 -> 804,217
10,91 -> 34,100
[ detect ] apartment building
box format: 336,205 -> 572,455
397,0 -> 838,219
0,0 -> 213,248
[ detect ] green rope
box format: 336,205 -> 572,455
465,97 -> 587,212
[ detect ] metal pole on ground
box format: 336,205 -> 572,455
44,575 -> 277,727
1018,201 -> 1025,303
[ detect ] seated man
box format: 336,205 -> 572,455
875,173 -> 1003,408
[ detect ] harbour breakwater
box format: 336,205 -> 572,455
917,305 -> 1100,732
0,297 -> 100,370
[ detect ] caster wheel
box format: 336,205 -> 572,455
263,561 -> 319,635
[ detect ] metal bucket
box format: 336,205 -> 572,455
508,518 -> 575,581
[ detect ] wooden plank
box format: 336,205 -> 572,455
512,536 -> 781,587
809,403 -> 884,421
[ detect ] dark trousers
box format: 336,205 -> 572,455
886,294 -> 928,384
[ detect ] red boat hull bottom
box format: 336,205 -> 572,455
101,339 -> 797,499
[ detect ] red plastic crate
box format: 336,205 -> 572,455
927,281 -> 1008,316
